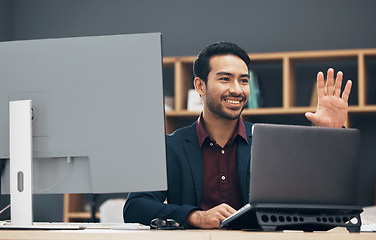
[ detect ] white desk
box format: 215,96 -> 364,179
0,228 -> 374,240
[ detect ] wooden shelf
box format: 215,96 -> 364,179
166,105 -> 376,117
166,107 -> 317,117
63,194 -> 99,222
162,48 -> 376,133
348,105 -> 376,113
65,211 -> 99,219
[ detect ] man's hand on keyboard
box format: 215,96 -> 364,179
186,203 -> 236,229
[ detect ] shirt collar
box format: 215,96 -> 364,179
196,113 -> 249,148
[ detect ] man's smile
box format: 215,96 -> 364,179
222,96 -> 247,111
226,99 -> 240,104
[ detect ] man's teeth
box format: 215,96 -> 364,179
227,100 -> 240,104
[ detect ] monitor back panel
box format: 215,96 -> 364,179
0,33 -> 167,194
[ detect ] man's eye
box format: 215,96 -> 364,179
220,77 -> 230,81
240,79 -> 249,84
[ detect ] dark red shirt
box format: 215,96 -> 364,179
196,115 -> 248,211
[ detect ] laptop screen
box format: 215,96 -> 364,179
249,123 -> 361,206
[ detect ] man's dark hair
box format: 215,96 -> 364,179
193,42 -> 251,83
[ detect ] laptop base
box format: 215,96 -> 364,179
220,204 -> 363,232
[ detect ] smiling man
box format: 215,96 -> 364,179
123,42 -> 352,229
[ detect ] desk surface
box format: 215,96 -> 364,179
0,228 -> 374,240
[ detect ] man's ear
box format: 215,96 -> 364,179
194,77 -> 206,96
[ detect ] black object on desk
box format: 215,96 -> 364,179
150,218 -> 184,230
220,203 -> 363,232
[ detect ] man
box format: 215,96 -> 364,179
123,42 -> 352,229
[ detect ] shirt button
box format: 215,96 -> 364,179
221,176 -> 226,180
221,150 -> 225,154
210,142 -> 214,147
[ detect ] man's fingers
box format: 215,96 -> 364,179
305,112 -> 318,125
317,71 -> 325,99
342,80 -> 352,102
326,68 -> 334,96
218,204 -> 236,218
334,71 -> 343,97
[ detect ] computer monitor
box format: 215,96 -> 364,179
0,33 -> 168,224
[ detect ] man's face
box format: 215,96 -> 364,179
202,55 -> 250,120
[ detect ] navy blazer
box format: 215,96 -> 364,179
123,121 -> 253,226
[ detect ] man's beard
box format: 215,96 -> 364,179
205,92 -> 247,120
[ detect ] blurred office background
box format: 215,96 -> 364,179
1,0 -> 376,222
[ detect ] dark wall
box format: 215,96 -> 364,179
6,0 -> 376,55
0,0 -> 11,41
1,0 -> 375,221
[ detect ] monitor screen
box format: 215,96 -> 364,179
0,33 -> 167,195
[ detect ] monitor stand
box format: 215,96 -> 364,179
9,100 -> 33,227
0,100 -> 81,230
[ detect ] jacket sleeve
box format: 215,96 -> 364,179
123,190 -> 199,227
123,124 -> 201,227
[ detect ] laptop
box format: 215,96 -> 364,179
220,123 -> 362,231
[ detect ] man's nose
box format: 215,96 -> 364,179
229,80 -> 242,94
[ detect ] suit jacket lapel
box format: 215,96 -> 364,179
183,123 -> 203,206
237,122 -> 253,205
